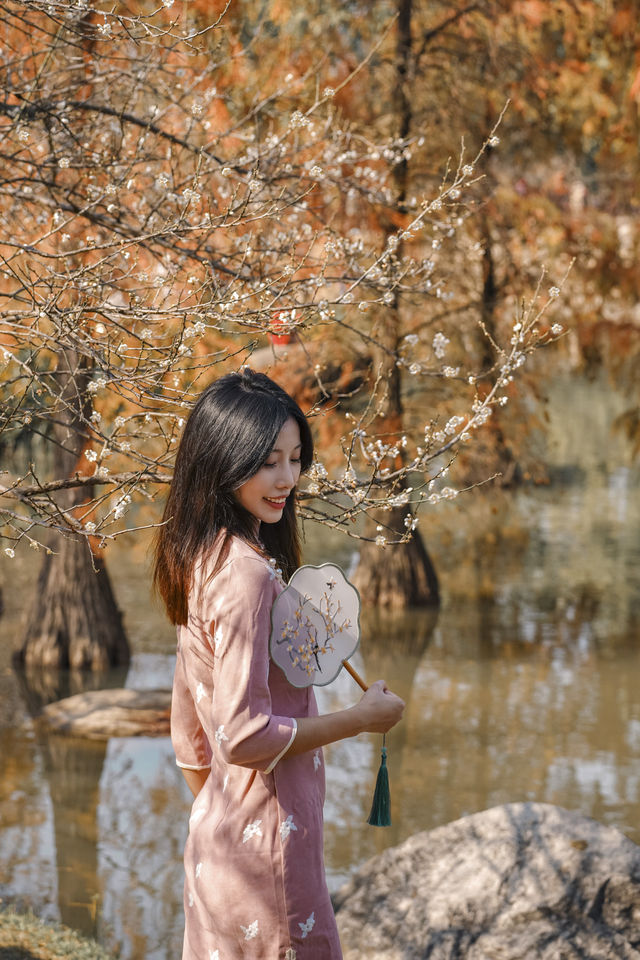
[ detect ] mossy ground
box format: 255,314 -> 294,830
0,910 -> 115,960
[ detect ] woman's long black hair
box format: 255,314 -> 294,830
153,369 -> 313,625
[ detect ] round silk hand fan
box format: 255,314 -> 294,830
269,562 -> 392,826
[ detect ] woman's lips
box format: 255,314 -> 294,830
264,497 -> 287,508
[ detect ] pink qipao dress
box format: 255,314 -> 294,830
171,536 -> 343,960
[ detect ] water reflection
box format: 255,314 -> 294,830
97,738 -> 186,960
3,666 -> 127,937
0,461 -> 639,959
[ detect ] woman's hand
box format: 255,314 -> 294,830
289,680 -> 405,757
353,679 -> 405,734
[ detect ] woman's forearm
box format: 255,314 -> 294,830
287,680 -> 406,758
287,708 -> 364,757
181,767 -> 210,798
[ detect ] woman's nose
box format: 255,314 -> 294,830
278,463 -> 296,488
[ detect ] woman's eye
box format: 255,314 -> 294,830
262,456 -> 301,469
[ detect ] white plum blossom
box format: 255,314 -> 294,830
289,110 -> 309,129
113,501 -> 127,520
432,332 -> 449,358
444,415 -> 465,436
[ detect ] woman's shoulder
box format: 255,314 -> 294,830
198,534 -> 279,590
224,537 -> 276,577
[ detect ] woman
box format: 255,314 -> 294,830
154,369 -> 404,959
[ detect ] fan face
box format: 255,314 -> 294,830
269,563 -> 361,688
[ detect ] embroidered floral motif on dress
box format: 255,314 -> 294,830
209,950 -> 219,960
299,912 -> 315,938
195,862 -> 203,879
213,626 -> 223,650
214,724 -> 228,747
240,920 -> 259,941
267,558 -> 283,581
313,750 -> 321,771
196,681 -> 205,703
242,819 -> 263,843
279,814 -> 298,842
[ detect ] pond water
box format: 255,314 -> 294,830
1,374 -> 639,960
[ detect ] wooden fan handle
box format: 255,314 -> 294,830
341,659 -> 368,692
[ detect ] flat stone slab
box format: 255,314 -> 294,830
41,688 -> 171,739
334,802 -> 640,960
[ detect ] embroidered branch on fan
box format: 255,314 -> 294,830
277,580 -> 352,677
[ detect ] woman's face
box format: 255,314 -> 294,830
235,417 -> 302,527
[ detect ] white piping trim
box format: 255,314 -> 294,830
176,760 -> 211,770
264,719 -> 297,775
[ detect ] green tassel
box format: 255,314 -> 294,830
366,736 -> 391,827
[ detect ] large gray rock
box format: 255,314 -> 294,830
334,803 -> 640,959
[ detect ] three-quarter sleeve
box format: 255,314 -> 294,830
206,556 -> 297,773
171,631 -> 213,771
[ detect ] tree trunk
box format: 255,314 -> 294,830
352,0 -> 440,608
17,538 -> 129,670
352,508 -> 439,608
14,349 -> 130,670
